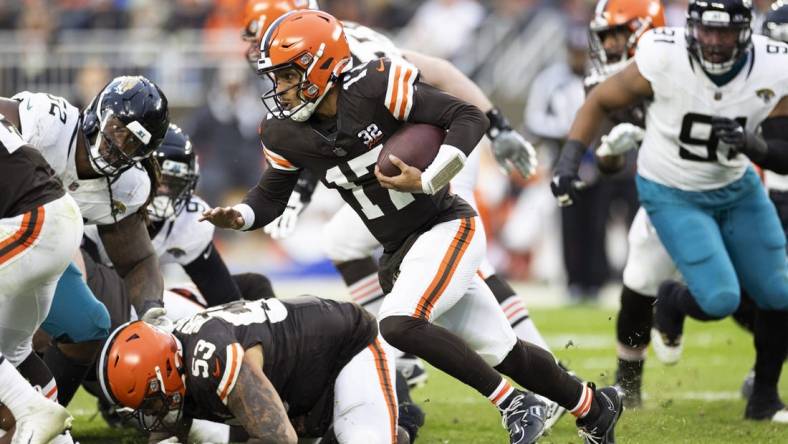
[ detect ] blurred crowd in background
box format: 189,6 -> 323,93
0,0 -> 778,300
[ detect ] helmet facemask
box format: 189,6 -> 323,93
687,10 -> 752,75
149,158 -> 198,222
589,16 -> 654,79
86,110 -> 153,177
258,49 -> 333,122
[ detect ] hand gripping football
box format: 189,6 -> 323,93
377,123 -> 446,176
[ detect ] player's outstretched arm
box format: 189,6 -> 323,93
551,62 -> 653,206
227,345 -> 297,444
98,213 -> 164,316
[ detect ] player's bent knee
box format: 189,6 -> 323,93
379,315 -> 423,351
701,290 -> 740,318
754,276 -> 788,311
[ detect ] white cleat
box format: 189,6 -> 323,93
650,328 -> 683,365
770,408 -> 788,423
11,398 -> 73,444
536,395 -> 566,431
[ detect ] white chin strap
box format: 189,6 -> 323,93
88,111 -> 117,175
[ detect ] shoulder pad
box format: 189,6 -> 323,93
344,58 -> 419,120
634,27 -> 681,83
12,92 -> 78,152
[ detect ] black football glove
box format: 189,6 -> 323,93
550,140 -> 587,207
711,116 -> 767,162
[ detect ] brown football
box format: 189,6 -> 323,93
377,123 -> 446,177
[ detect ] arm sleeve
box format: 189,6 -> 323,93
183,242 -> 243,306
241,165 -> 300,231
407,82 -> 489,156
756,116 -> 788,174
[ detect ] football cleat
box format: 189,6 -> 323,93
501,391 -> 547,444
397,354 -> 428,388
576,385 -> 624,444
536,394 -> 566,430
398,402 -> 425,442
651,284 -> 685,365
746,390 -> 788,423
11,397 -> 73,444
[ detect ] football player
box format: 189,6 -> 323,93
552,0 -> 788,422
99,297 -> 402,443
203,10 -> 623,443
0,76 -> 170,409
241,0 -> 552,401
0,112 -> 82,444
585,0 -> 669,409
83,124 -> 274,307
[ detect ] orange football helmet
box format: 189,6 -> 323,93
589,0 -> 665,74
257,10 -> 352,122
241,0 -> 319,64
97,321 -> 185,431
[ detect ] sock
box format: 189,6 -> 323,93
486,275 -> 551,351
616,358 -> 644,393
731,289 -> 757,333
395,370 -> 412,404
752,309 -> 788,395
494,340 -> 585,411
336,258 -> 385,316
379,316 -> 504,401
616,286 -> 653,353
570,384 -> 599,420
0,353 -> 46,416
43,344 -> 91,406
17,352 -> 58,402
487,379 -> 516,411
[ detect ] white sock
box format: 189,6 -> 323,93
0,353 -> 46,416
499,295 -> 551,352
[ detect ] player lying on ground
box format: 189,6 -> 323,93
99,297 -> 404,444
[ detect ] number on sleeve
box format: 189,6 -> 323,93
191,339 -> 217,377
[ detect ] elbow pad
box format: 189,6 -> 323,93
421,144 -> 467,194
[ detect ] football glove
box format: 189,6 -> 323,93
550,140 -> 587,207
596,123 -> 645,157
711,116 -> 767,162
486,108 -> 538,179
141,302 -> 174,333
263,190 -> 306,240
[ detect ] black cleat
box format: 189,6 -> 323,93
398,402 -> 425,442
576,385 -> 623,444
746,387 -> 788,423
501,391 -> 547,444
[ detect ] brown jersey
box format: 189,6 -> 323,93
0,118 -> 64,218
173,296 -> 376,434
243,58 -> 487,252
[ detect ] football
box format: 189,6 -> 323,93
377,123 -> 446,177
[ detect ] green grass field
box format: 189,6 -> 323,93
68,306 -> 788,443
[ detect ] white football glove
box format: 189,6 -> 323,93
141,306 -> 174,333
264,191 -> 305,240
155,437 -> 180,444
596,123 -> 645,157
491,129 -> 538,179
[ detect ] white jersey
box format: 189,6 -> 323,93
635,29 -> 788,191
765,171 -> 788,192
13,91 -> 151,225
84,195 -> 214,267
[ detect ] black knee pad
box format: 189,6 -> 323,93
233,273 -> 275,300
379,316 -> 427,350
17,352 -> 55,394
617,286 -> 654,349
